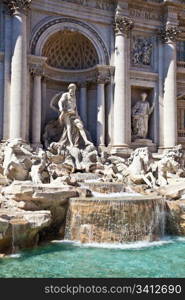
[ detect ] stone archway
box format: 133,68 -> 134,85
30,17 -> 109,65
29,17 -> 112,147
42,30 -> 99,70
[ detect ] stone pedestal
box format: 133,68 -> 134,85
131,139 -> 157,152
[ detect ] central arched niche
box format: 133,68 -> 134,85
41,30 -> 99,144
42,30 -> 99,70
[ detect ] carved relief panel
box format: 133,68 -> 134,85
131,36 -> 153,67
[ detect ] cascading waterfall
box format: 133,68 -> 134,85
11,223 -> 16,254
64,196 -> 166,244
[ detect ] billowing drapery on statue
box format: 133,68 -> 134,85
57,83 -> 92,148
43,83 -> 92,149
131,92 -> 155,139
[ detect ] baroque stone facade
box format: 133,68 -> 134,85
1,0 -> 185,153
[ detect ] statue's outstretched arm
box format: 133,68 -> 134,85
50,92 -> 63,113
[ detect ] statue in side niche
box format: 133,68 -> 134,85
132,92 -> 155,139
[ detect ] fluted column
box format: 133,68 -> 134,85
3,9 -> 12,140
79,82 -> 88,127
106,69 -> 114,146
4,0 -> 31,140
0,52 -> 4,140
113,14 -> 134,150
160,24 -> 180,148
97,75 -> 105,147
30,65 -> 43,145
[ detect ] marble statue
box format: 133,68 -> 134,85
43,83 -> 100,174
132,92 -> 155,139
156,145 -> 185,186
57,83 -> 92,148
3,139 -> 33,181
30,149 -> 49,184
127,147 -> 156,188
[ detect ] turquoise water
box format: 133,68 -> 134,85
0,237 -> 185,278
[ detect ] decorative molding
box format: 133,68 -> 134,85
114,15 -> 134,37
3,0 -> 31,15
41,63 -> 114,84
60,0 -> 115,11
129,7 -> 162,22
30,18 -> 109,65
159,24 -> 181,43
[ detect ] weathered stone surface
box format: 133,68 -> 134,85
65,196 -> 165,244
2,181 -> 78,208
157,183 -> 185,200
0,209 -> 51,253
83,182 -> 125,194
165,200 -> 185,235
1,182 -> 80,249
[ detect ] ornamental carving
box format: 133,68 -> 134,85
132,36 -> 153,66
61,0 -> 115,11
114,15 -> 134,36
3,0 -> 31,14
159,25 -> 181,43
29,64 -> 44,77
96,71 -> 110,84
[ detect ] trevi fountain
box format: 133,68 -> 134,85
0,83 -> 185,277
0,0 -> 185,278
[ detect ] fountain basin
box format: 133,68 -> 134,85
65,196 -> 165,244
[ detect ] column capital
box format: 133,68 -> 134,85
29,64 -> 44,77
79,81 -> 88,88
114,15 -> 134,37
3,0 -> 31,15
159,24 -> 181,43
97,72 -> 110,85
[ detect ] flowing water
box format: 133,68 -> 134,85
64,197 -> 166,243
0,237 -> 185,278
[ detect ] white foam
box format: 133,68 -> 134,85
52,239 -> 174,250
91,191 -> 141,198
84,179 -> 101,183
8,253 -> 21,258
174,237 -> 185,242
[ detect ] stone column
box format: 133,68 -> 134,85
79,82 -> 88,127
106,69 -> 114,146
3,10 -> 12,140
30,65 -> 43,145
113,14 -> 134,152
4,0 -> 31,140
97,75 -> 106,147
0,53 -> 4,140
160,24 -> 180,148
